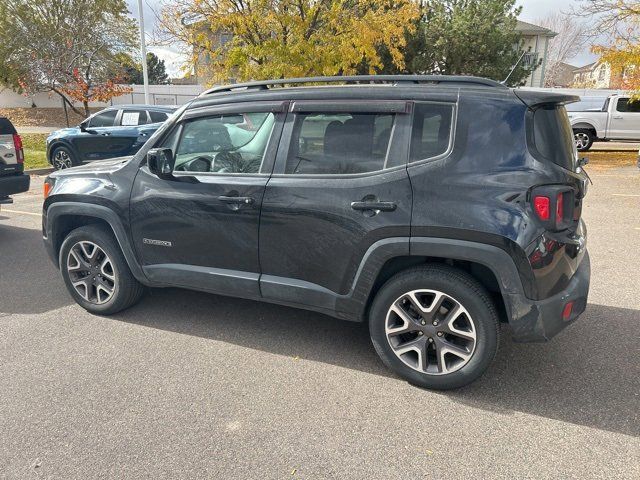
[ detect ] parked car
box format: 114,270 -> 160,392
569,94 -> 640,151
0,116 -> 29,208
42,75 -> 591,390
46,105 -> 177,170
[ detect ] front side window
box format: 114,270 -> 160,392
409,103 -> 454,162
173,112 -> 274,174
285,113 -> 394,175
87,110 -> 117,128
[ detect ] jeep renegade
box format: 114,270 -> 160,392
43,75 -> 591,389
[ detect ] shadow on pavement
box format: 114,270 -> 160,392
115,288 -> 640,438
0,224 -> 72,314
2,222 -> 637,438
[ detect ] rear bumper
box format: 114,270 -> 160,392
506,251 -> 591,342
0,173 -> 30,199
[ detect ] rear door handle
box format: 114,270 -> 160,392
218,195 -> 254,205
613,116 -> 623,119
351,201 -> 397,212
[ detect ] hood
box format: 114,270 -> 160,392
48,127 -> 80,139
50,156 -> 133,178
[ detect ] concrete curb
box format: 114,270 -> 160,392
26,167 -> 54,175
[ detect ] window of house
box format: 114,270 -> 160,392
409,103 -> 454,162
285,113 -> 394,175
173,112 -> 274,174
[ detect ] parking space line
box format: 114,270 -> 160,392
1,209 -> 42,217
612,193 -> 640,197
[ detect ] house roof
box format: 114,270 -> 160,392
573,62 -> 598,73
516,20 -> 557,37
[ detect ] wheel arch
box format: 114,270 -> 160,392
45,202 -> 147,284
48,140 -> 79,164
353,237 -> 529,325
572,123 -> 597,133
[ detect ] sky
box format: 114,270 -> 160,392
127,0 -> 597,78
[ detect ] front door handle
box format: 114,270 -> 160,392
218,195 -> 254,205
101,132 -> 111,136
351,201 -> 397,212
613,116 -> 623,119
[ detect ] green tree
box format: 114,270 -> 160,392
0,0 -> 137,117
379,0 -> 533,86
159,0 -> 420,84
116,52 -> 170,85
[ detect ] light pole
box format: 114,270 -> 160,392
137,0 -> 150,104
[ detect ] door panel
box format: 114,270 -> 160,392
129,105 -> 285,297
259,106 -> 412,307
608,97 -> 640,139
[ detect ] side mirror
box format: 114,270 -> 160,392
147,148 -> 175,178
80,121 -> 97,134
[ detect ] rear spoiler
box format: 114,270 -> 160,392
514,90 -> 580,107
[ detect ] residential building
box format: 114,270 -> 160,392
515,20 -> 557,87
571,61 -> 630,89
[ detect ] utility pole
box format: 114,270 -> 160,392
137,0 -> 150,104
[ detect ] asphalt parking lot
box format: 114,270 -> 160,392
1,167 -> 639,479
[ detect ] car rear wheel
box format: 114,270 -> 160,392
59,225 -> 144,314
52,146 -> 77,170
369,264 -> 499,390
573,129 -> 594,152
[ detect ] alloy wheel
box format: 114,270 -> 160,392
53,149 -> 73,169
385,289 -> 477,375
66,241 -> 117,304
574,132 -> 590,150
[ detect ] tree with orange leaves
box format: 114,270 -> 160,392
0,0 -> 137,117
581,1 -> 640,91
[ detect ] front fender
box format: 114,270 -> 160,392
43,202 -> 147,284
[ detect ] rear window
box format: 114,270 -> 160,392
530,105 -> 576,171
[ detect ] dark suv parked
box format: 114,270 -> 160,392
42,76 -> 590,389
46,104 -> 176,169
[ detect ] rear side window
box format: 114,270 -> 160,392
410,103 -> 454,162
616,98 -> 640,112
531,105 -> 576,170
285,113 -> 394,175
121,110 -> 149,126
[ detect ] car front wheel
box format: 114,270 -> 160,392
52,146 -> 77,170
59,225 -> 144,314
369,264 -> 499,390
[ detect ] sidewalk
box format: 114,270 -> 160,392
16,126 -> 60,134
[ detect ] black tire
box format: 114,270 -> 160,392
573,128 -> 595,152
369,264 -> 499,390
59,225 -> 144,315
51,146 -> 78,170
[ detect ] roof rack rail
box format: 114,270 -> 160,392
200,75 -> 507,95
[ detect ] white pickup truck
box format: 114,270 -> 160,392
569,94 -> 640,151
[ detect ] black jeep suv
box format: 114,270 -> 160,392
43,76 -> 590,389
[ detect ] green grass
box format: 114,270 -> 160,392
20,133 -> 49,169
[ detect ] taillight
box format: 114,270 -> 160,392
555,192 -> 564,228
13,134 -> 24,163
533,196 -> 550,221
531,186 -> 574,231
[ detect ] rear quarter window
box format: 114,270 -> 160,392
529,105 -> 577,171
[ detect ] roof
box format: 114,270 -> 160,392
106,104 -> 178,111
201,75 -> 508,96
572,62 -> 598,73
516,20 -> 557,37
